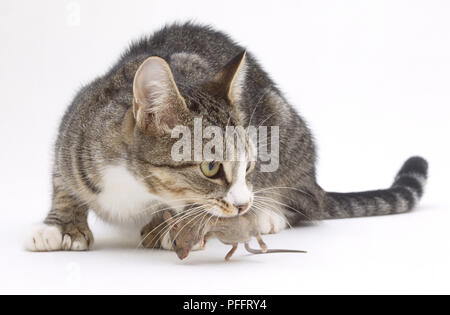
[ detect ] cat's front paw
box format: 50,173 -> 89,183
61,226 -> 94,251
255,209 -> 287,235
25,223 -> 94,252
24,224 -> 63,252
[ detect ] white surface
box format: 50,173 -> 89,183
1,0 -> 449,294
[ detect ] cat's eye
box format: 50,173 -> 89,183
201,161 -> 221,178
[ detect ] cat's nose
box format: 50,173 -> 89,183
236,203 -> 250,214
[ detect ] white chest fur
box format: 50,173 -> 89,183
96,164 -> 159,223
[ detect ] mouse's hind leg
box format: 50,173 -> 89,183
256,235 -> 268,253
225,243 -> 238,261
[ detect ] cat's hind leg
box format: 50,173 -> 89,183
25,186 -> 93,251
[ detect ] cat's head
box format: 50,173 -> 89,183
126,51 -> 255,217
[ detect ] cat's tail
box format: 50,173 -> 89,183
323,156 -> 428,219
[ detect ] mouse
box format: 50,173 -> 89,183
160,210 -> 307,260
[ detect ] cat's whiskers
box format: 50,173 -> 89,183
251,201 -> 293,229
150,202 -> 213,249
212,214 -> 220,231
139,196 -> 211,216
138,209 -> 193,249
253,195 -> 313,221
201,212 -> 215,236
196,211 -> 211,235
161,207 -> 209,250
140,201 -> 192,215
250,210 -> 258,222
144,207 -> 207,250
137,205 -> 206,248
255,190 -> 306,210
150,205 -> 206,238
254,186 -> 314,198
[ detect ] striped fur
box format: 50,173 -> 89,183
323,157 -> 428,219
25,23 -> 429,252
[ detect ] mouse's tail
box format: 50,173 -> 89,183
322,156 -> 428,219
244,243 -> 261,254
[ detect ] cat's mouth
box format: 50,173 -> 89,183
204,198 -> 253,218
167,195 -> 253,218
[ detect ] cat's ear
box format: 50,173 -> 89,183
206,50 -> 247,104
133,56 -> 188,131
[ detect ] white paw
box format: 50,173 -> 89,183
24,224 -> 63,252
256,209 -> 287,234
61,234 -> 89,251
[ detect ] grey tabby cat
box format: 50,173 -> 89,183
25,23 -> 428,252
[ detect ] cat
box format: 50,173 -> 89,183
25,22 -> 428,252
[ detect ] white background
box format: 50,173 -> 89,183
1,0 -> 449,294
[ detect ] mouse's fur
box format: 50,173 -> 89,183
156,210 -> 304,260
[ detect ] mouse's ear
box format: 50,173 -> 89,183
163,211 -> 177,227
162,211 -> 172,221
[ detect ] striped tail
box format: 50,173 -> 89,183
323,156 -> 428,219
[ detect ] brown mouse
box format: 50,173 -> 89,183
161,210 -> 307,260
140,210 -> 204,259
